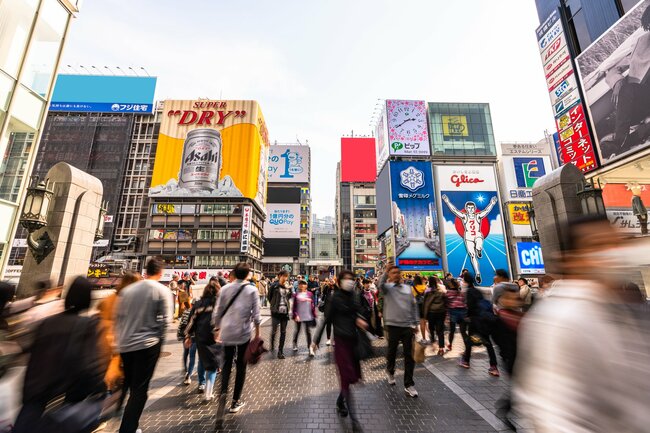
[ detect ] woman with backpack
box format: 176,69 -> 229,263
460,273 -> 499,376
184,277 -> 221,401
177,299 -> 206,393
422,276 -> 447,355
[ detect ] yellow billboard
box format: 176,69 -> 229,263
150,100 -> 270,208
508,203 -> 530,225
442,115 -> 469,137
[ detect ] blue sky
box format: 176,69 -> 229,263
61,0 -> 554,216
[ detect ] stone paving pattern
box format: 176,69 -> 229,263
103,311 -> 526,433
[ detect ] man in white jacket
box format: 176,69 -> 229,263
514,215 -> 650,432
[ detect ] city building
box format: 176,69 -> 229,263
0,0 -> 82,279
336,137 -> 378,277
308,214 -> 341,279
260,144 -> 311,277
7,74 -> 157,272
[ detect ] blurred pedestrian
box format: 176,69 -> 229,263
320,278 -> 336,345
115,257 -> 172,433
422,276 -> 446,355
213,263 -> 261,419
292,280 -> 316,357
169,274 -> 179,319
460,273 -> 499,376
13,277 -> 105,433
177,273 -> 192,318
444,278 -> 468,353
313,270 -> 367,431
258,277 -> 268,307
359,278 -> 382,338
380,265 -> 420,397
516,277 -> 532,312
184,277 -> 221,401
268,270 -> 292,359
514,215 -> 650,432
177,299 -> 205,392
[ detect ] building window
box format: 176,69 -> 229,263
354,195 -> 375,205
0,0 -> 39,78
0,127 -> 35,202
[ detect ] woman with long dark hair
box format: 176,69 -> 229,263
313,270 -> 368,432
185,277 -> 221,401
13,277 -> 106,433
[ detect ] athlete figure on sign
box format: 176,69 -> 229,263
441,195 -> 497,285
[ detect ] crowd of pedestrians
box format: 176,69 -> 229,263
2,213 -> 650,432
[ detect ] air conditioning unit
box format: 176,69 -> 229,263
358,239 -> 367,247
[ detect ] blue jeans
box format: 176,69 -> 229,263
184,342 -> 206,385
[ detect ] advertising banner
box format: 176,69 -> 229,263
375,107 -> 389,172
50,75 -> 157,114
555,103 -> 599,172
517,242 -> 545,274
607,209 -> 645,233
438,165 -> 509,285
376,163 -> 393,235
389,161 -> 441,271
500,141 -> 549,156
264,203 -> 301,239
501,155 -> 551,200
508,203 -> 533,238
241,205 -> 252,253
340,137 -> 377,182
149,100 -> 270,208
267,145 -> 310,183
386,100 -> 431,157
576,0 -> 650,166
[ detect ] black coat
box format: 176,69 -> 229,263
316,289 -> 363,341
268,281 -> 291,317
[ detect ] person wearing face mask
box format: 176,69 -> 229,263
359,278 -> 382,337
313,270 -> 368,431
514,215 -> 650,432
379,265 -> 420,398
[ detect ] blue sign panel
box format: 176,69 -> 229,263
390,161 -> 442,271
50,74 -> 157,114
517,242 -> 545,274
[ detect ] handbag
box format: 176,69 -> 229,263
41,318 -> 104,433
353,329 -> 373,361
413,339 -> 426,363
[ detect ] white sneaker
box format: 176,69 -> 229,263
405,386 -> 418,397
326,339 -> 331,346
387,373 -> 396,386
183,373 -> 191,385
293,345 -> 298,352
309,347 -> 315,357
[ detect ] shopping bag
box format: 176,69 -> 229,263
413,340 -> 426,363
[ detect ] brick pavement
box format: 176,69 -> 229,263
103,312 -> 507,433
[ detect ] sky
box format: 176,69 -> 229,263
61,0 -> 555,217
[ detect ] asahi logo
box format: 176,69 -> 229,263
184,149 -> 218,164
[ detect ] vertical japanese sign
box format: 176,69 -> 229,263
437,165 -> 509,285
390,161 -> 442,271
536,11 -> 598,173
386,100 -> 431,157
240,205 -> 252,253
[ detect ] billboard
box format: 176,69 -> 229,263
517,242 -> 545,274
438,165 -> 509,285
149,100 -> 270,207
376,163 -> 393,235
536,11 -> 599,174
264,203 -> 301,239
386,100 -> 431,156
508,203 -> 533,238
427,103 -> 495,156
501,155 -> 552,200
375,106 -> 389,172
267,145 -> 310,183
390,161 -> 442,271
576,0 -> 650,166
340,137 -> 376,182
50,74 -> 156,113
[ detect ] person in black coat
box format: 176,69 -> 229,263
13,277 -> 106,433
267,270 -> 292,358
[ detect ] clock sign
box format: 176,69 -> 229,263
386,99 -> 431,157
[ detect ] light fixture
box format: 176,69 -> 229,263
20,176 -> 55,264
527,202 -> 539,241
95,200 -> 108,241
577,178 -> 606,216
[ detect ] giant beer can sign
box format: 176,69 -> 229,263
178,128 -> 222,192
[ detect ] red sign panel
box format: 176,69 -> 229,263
555,103 -> 598,173
341,137 -> 377,182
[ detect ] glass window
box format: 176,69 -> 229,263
10,84 -> 44,128
21,0 -> 68,96
570,9 -> 592,53
0,118 -> 35,202
620,0 -> 641,13
0,0 -> 38,77
0,70 -> 13,112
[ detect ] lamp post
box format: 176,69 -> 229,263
19,176 -> 55,264
95,200 -> 108,241
527,202 -> 539,241
577,178 -> 606,216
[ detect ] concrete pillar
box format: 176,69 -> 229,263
18,162 -> 103,297
531,163 -> 585,275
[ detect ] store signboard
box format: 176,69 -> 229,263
437,165 -> 509,285
517,242 -> 545,274
149,100 -> 270,209
508,203 -> 533,238
264,203 -> 301,239
555,103 -> 598,172
607,209 -> 644,233
501,155 -> 552,200
386,100 -> 430,156
267,145 -> 310,183
241,205 -> 252,253
576,0 -> 650,166
389,161 -> 442,271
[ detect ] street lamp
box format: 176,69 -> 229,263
20,176 -> 55,264
527,202 -> 539,241
95,200 -> 108,241
577,178 -> 606,216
